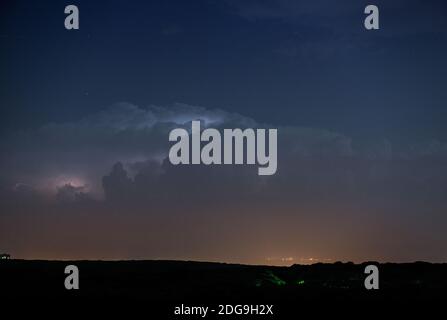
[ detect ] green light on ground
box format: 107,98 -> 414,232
264,271 -> 286,286
296,280 -> 305,285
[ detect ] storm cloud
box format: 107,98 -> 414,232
1,102 -> 446,263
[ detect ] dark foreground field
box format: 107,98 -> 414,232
1,260 -> 446,316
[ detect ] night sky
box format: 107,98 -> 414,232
1,0 -> 447,264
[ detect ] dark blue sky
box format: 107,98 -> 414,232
1,0 -> 446,140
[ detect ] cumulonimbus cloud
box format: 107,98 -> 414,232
1,102 -> 447,262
